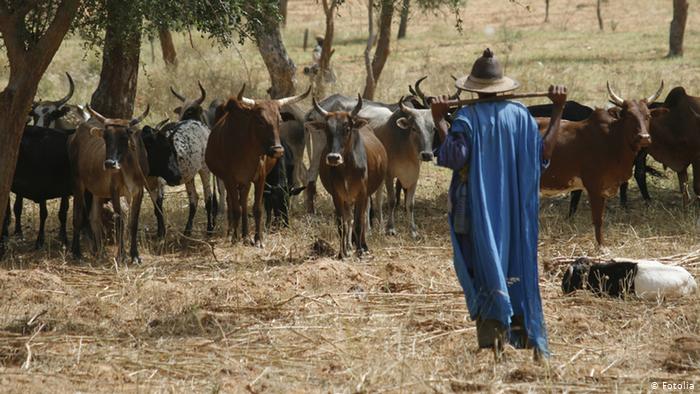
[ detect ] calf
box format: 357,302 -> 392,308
539,82 -> 665,245
311,96 -> 388,258
264,140 -> 305,228
373,99 -> 435,238
69,106 -> 151,263
206,85 -> 310,246
562,257 -> 697,300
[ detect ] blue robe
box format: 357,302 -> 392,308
436,101 -> 549,355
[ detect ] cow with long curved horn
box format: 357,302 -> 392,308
607,81 -> 625,107
29,72 -> 83,129
205,85 -> 313,248
170,81 -> 208,124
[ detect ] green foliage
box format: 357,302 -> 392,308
411,0 -> 466,32
73,0 -> 281,49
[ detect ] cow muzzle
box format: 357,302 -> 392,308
326,153 -> 343,166
420,151 -> 434,162
103,159 -> 121,171
267,145 -> 284,158
638,133 -> 652,148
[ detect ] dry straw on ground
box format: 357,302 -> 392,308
1,0 -> 699,392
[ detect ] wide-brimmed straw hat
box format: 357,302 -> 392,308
454,48 -> 520,94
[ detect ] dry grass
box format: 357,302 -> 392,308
1,0 -> 700,392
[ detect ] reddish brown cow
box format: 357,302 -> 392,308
539,82 -> 666,245
646,87 -> 700,205
310,96 -> 388,258
205,85 -> 310,246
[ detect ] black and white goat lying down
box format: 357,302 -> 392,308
562,257 -> 697,300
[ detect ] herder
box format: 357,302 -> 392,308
431,48 -> 567,360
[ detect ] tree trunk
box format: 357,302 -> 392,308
397,0 -> 410,39
314,0 -> 339,99
90,0 -> 143,119
544,0 -> 550,23
0,0 -> 79,232
280,0 -> 289,27
158,28 -> 178,68
364,0 -> 377,100
596,0 -> 603,31
256,22 -> 297,98
668,0 -> 689,57
363,0 -> 394,100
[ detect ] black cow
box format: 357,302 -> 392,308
3,126 -> 74,252
264,140 -> 305,228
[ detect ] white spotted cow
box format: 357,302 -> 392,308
147,83 -> 222,237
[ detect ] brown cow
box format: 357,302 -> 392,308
539,82 -> 666,245
645,87 -> 700,205
373,98 -> 435,238
310,96 -> 388,258
69,106 -> 150,263
205,85 -> 310,246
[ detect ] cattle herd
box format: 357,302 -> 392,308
2,74 -> 700,261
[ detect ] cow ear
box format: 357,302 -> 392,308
607,107 -> 621,119
290,186 -> 306,196
306,121 -> 327,131
352,117 -> 369,129
173,106 -> 182,115
141,126 -> 154,140
396,117 -> 411,130
90,127 -> 103,138
650,107 -> 670,118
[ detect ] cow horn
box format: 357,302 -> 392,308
607,81 -> 624,106
351,94 -> 363,118
645,80 -> 664,104
237,84 -> 256,105
130,105 -> 150,127
170,86 -> 186,102
155,118 -> 169,130
195,81 -> 207,106
414,76 -> 428,100
55,72 -> 75,107
398,96 -> 417,117
86,105 -> 107,124
312,97 -> 329,117
276,85 -> 312,107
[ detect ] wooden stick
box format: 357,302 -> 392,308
439,92 -> 550,108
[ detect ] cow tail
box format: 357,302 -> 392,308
212,173 -> 219,218
305,125 -> 313,168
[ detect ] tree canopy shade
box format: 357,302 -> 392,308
74,0 -> 282,47
73,0 -> 283,117
0,0 -> 282,236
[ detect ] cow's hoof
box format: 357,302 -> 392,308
254,239 -> 264,248
243,237 -> 255,246
386,228 -> 397,236
183,229 -> 192,238
410,230 -> 419,239
34,240 -> 45,250
13,232 -> 24,240
131,256 -> 142,265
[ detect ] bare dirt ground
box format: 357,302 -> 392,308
1,0 -> 699,392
